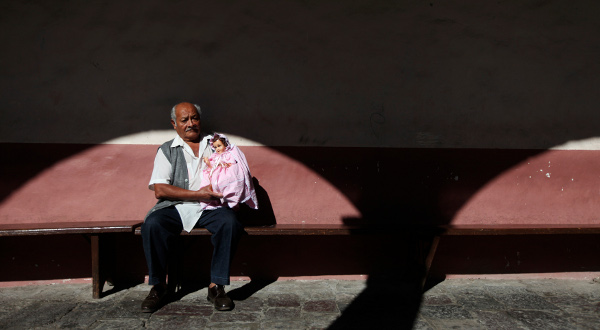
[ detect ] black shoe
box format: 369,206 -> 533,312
207,285 -> 234,311
141,284 -> 167,313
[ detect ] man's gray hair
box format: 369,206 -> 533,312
171,103 -> 202,124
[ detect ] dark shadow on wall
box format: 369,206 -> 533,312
268,147 -> 547,226
0,144 -> 92,203
237,177 -> 276,227
2,0 -> 600,148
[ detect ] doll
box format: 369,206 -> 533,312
200,133 -> 258,211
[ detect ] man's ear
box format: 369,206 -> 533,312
171,120 -> 177,129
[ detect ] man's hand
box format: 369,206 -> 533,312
197,184 -> 223,201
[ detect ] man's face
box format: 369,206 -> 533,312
172,103 -> 201,142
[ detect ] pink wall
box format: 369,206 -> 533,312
2,144 -> 599,226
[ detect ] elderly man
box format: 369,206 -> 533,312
141,102 -> 244,312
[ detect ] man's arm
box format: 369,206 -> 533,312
154,183 -> 223,201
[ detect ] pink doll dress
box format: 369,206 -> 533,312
200,133 -> 258,210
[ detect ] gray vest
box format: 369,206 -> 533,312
144,139 -> 190,220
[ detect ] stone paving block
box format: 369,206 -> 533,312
296,280 -> 336,295
567,281 -> 600,300
206,323 -> 261,329
303,300 -> 339,313
507,309 -> 574,329
526,280 -> 600,299
423,282 -> 449,295
481,284 -> 535,295
427,285 -> 491,307
89,318 -> 145,329
187,294 -> 215,306
422,293 -> 455,305
260,280 -> 303,293
266,293 -> 301,307
492,291 -> 561,310
37,283 -> 92,301
171,287 -> 209,302
0,299 -> 31,315
260,319 -> 308,329
0,300 -> 77,329
154,302 -> 214,316
146,315 -> 209,329
335,293 -> 356,312
265,307 -> 301,319
309,291 -> 337,300
102,294 -> 151,320
53,302 -> 111,329
566,313 -> 600,329
426,318 -> 484,329
334,279 -> 367,293
472,310 -> 528,329
544,294 -> 600,315
231,296 -> 264,312
439,279 -> 527,291
419,304 -> 473,319
521,280 -> 575,295
0,284 -> 49,300
455,292 -> 505,311
210,311 -> 261,323
304,314 -> 339,329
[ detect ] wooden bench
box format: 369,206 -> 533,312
134,222 -> 600,288
426,224 -> 600,280
133,224 -> 386,236
0,220 -> 142,298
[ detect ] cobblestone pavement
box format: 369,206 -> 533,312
0,279 -> 599,329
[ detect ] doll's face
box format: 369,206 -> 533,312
213,140 -> 226,154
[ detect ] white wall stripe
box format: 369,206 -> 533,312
550,138 -> 600,151
102,130 -> 600,150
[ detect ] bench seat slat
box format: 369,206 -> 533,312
0,221 -> 142,236
440,224 -> 600,235
132,223 -> 600,236
133,224 -> 390,236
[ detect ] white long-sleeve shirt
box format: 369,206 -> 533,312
148,134 -> 212,231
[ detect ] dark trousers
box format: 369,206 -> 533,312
141,206 -> 243,286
